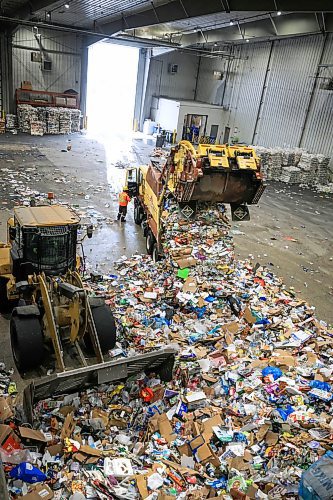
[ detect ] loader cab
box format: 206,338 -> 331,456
10,205 -> 80,279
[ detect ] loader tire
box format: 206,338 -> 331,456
86,303 -> 117,354
10,315 -> 44,372
134,205 -> 143,225
146,230 -> 155,255
0,278 -> 10,313
152,243 -> 160,263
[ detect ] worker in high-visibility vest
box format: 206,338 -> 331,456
117,187 -> 131,222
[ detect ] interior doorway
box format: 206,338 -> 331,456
182,114 -> 208,143
86,42 -> 139,136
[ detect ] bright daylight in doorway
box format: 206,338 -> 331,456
87,42 -> 139,136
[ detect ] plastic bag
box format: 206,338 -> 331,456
262,366 -> 283,380
299,451 -> 333,499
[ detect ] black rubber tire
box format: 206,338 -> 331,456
0,278 -> 10,313
10,314 -> 44,372
146,230 -> 155,255
152,243 -> 160,263
85,303 -> 117,354
134,205 -> 142,225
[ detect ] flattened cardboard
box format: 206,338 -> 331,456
265,431 -> 279,446
158,413 -> 176,443
202,414 -> 223,441
80,444 -> 103,457
256,424 -> 270,442
0,424 -> 21,452
135,473 -> 149,498
60,412 -> 75,440
19,427 -> 47,443
183,277 -> 197,293
0,397 -> 13,421
243,307 -> 256,324
47,443 -> 63,457
21,484 -> 54,500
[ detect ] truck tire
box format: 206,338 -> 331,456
152,243 -> 160,263
146,230 -> 155,255
134,205 -> 142,225
0,278 -> 10,312
85,303 -> 117,354
10,315 -> 44,372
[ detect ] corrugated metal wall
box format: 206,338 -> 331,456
195,56 -> 228,104
299,34 -> 333,154
224,42 -> 272,144
12,27 -> 82,97
142,51 -> 198,122
143,33 -> 333,155
254,35 -> 324,148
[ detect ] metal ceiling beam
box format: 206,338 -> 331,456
7,0 -> 57,20
179,12 -> 333,46
98,0 -> 333,35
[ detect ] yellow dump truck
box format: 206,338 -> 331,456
126,141 -> 265,261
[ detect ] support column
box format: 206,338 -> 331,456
298,33 -> 328,148
251,40 -> 274,145
80,37 -> 89,119
0,30 -> 14,113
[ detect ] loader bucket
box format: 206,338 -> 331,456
192,170 -> 265,204
23,348 -> 176,423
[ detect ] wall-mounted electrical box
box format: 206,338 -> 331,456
42,60 -> 52,71
168,64 -> 178,74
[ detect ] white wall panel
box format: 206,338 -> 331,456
12,27 -> 82,96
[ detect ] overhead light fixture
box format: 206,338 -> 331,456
246,39 -> 249,42
277,10 -> 281,15
46,11 -> 51,18
214,42 -> 218,47
65,2 -> 69,8
229,20 -> 234,26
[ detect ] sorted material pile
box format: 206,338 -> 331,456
4,201 -> 333,499
5,114 -> 17,131
254,146 -> 331,189
17,105 -> 81,136
280,166 -> 302,184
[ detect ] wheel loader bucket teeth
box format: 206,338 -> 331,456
23,348 -> 177,424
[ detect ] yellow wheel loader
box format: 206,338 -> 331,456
0,204 -> 116,373
0,204 -> 175,384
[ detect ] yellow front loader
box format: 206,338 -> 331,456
0,204 -> 116,374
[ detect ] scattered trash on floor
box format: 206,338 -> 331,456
2,201 -> 333,499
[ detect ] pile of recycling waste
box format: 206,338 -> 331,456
3,201 -> 333,499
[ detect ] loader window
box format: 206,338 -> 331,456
23,226 -> 77,275
209,149 -> 225,157
235,151 -> 253,158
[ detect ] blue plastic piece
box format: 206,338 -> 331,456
262,366 -> 283,380
276,404 -> 295,421
9,463 -> 47,484
309,380 -> 331,392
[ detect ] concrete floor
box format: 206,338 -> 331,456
0,132 -> 332,389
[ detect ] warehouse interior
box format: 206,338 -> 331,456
0,1 -> 333,498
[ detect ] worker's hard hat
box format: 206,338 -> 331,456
123,187 -> 129,191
